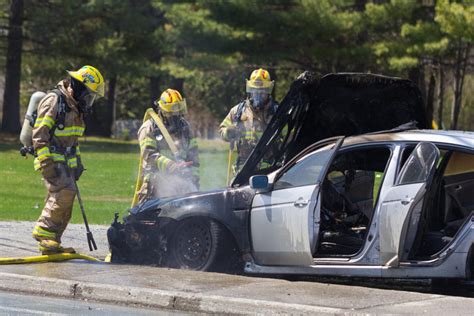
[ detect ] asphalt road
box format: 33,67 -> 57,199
0,290 -> 196,315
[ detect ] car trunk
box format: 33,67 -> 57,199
233,72 -> 428,186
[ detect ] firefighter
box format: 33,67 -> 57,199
137,88 -> 199,202
31,65 -> 105,255
220,68 -> 278,177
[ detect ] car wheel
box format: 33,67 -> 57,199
170,218 -> 226,271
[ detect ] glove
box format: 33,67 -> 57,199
169,161 -> 193,173
225,125 -> 240,140
74,162 -> 85,181
41,160 -> 58,180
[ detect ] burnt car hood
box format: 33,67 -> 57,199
128,186 -> 253,220
129,188 -> 228,218
232,72 -> 427,186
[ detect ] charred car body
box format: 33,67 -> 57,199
108,72 -> 474,279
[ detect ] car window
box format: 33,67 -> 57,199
397,142 -> 439,185
273,148 -> 332,190
323,146 -> 391,211
444,151 -> 474,176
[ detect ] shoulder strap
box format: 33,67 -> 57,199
145,108 -> 179,155
270,99 -> 278,114
233,101 -> 247,122
49,89 -> 67,132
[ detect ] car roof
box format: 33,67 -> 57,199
343,129 -> 474,149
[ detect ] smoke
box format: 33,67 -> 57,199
148,170 -> 198,199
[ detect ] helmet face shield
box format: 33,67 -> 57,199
82,89 -> 97,108
156,99 -> 187,116
246,80 -> 274,94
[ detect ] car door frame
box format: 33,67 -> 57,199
249,137 -> 345,266
378,142 -> 440,266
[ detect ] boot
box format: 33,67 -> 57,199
39,240 -> 76,255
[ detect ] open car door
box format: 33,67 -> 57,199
379,142 -> 440,266
250,137 -> 344,266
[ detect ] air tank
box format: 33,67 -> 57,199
19,91 -> 46,147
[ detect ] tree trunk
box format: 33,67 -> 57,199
409,66 -> 427,106
149,75 -> 161,107
437,65 -> 445,129
1,0 -> 24,133
450,43 -> 470,130
105,75 -> 117,136
426,70 -> 435,128
171,77 -> 184,92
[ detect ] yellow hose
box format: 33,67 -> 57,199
226,142 -> 237,186
0,253 -> 102,265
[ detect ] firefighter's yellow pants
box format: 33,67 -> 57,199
35,163 -> 76,243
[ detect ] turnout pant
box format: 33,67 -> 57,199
35,163 -> 76,243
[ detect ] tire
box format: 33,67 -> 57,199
170,218 -> 228,271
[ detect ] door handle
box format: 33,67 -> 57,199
294,198 -> 309,207
401,199 -> 412,206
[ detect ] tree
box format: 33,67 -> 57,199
1,0 -> 23,133
436,0 -> 473,129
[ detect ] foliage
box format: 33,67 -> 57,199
0,0 -> 473,132
0,137 -> 228,223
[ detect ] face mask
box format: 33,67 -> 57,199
71,78 -> 97,114
163,114 -> 183,134
250,92 -> 269,110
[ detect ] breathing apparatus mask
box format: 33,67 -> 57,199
249,92 -> 270,111
71,77 -> 98,114
161,113 -> 184,134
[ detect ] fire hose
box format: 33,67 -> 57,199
0,253 -> 101,265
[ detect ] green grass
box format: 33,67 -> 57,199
0,137 -> 228,224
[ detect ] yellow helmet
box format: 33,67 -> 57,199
246,68 -> 274,94
67,65 -> 105,97
156,89 -> 187,116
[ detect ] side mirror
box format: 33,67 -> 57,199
250,175 -> 271,193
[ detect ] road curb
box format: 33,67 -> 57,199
0,272 -> 343,314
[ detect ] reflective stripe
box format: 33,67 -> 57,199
32,226 -> 57,239
241,130 -> 263,142
54,126 -> 85,137
68,157 -> 78,168
156,156 -> 172,171
76,146 -> 81,156
36,147 -> 52,162
140,137 -> 157,151
33,153 -> 66,171
34,115 -> 56,129
220,117 -> 232,127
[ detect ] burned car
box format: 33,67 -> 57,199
108,72 -> 473,280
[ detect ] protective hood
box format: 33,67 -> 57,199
232,72 -> 427,186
